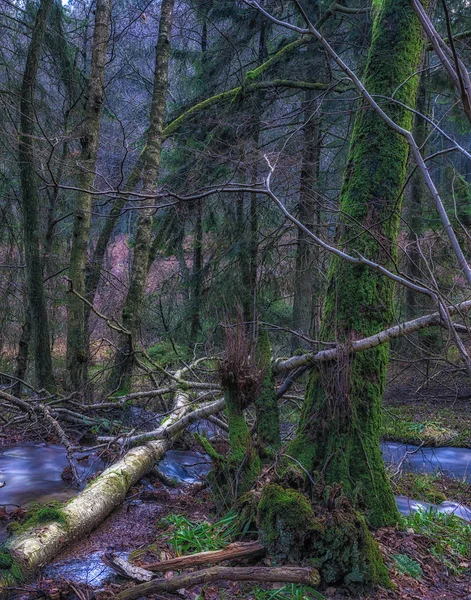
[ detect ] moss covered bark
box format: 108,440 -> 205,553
255,331 -> 280,452
285,0 -> 427,530
257,484 -> 390,587
220,388 -> 261,504
19,0 -> 55,391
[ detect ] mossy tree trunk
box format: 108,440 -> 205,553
66,0 -> 111,392
287,0 -> 427,529
255,330 -> 280,453
19,0 -> 55,391
291,90 -> 322,351
108,0 -> 175,393
256,0 -> 427,587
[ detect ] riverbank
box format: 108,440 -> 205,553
382,392 -> 471,448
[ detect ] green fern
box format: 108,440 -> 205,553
392,554 -> 423,579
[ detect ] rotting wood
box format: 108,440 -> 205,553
142,542 -> 266,572
115,565 -> 320,600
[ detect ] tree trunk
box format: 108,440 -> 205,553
288,0 -> 426,527
255,330 -> 280,452
405,71 -> 428,324
12,309 -> 31,398
258,0 -> 427,586
108,0 -> 175,393
190,199 -> 204,341
291,91 -> 322,351
66,0 -> 111,392
18,0 -> 55,391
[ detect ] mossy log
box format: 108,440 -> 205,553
0,392 -> 221,590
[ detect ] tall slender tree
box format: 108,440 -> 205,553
66,0 -> 111,392
108,0 -> 176,392
19,0 -> 55,391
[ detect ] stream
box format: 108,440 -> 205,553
1,440 -> 470,588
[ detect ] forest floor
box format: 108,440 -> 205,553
3,377 -> 471,600
382,382 -> 471,448
30,476 -> 471,600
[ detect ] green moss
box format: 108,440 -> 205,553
258,485 -> 323,554
8,502 -> 68,536
0,549 -> 12,570
195,433 -> 223,461
255,331 -> 281,452
244,37 -> 306,82
0,548 -> 24,587
205,389 -> 261,508
257,485 -> 390,587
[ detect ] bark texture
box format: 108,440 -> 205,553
108,0 -> 175,393
291,89 -> 322,350
143,542 -> 265,572
19,0 -> 55,390
66,0 -> 111,391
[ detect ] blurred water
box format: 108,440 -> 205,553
382,442 -> 471,481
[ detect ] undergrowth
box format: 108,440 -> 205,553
391,554 -> 423,579
7,502 -> 67,536
196,585 -> 326,600
404,508 -> 471,574
161,511 -> 239,555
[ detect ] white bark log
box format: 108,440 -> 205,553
1,391 -> 222,586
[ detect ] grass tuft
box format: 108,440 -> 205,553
160,511 -> 239,555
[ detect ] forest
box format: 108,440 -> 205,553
1,0 -> 471,598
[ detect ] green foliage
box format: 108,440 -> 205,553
392,554 -> 423,579
7,502 -> 67,536
247,585 -> 327,599
161,512 -> 239,556
404,508 -> 471,574
147,340 -> 190,366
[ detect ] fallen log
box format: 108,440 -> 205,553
115,565 -> 321,600
102,552 -> 153,582
143,541 -> 266,572
0,391 -> 224,590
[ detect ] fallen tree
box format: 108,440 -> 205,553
143,541 -> 266,572
0,386 -> 223,590
115,565 -> 320,600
